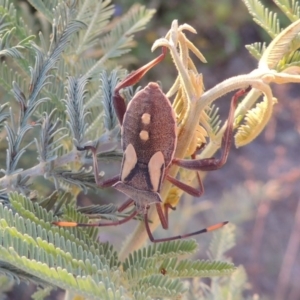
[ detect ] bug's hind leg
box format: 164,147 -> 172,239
144,207 -> 228,243
172,87 -> 251,171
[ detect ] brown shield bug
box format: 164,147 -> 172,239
54,47 -> 250,242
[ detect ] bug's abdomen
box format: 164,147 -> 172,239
122,83 -> 177,167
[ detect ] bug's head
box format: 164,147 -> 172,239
113,181 -> 162,213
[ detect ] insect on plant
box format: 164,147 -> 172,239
53,47 -> 250,242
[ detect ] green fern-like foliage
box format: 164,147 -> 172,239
0,193 -> 236,299
243,0 -> 300,64
1,0 -> 298,298
0,0 -> 154,189
234,0 -> 300,146
0,1 -> 238,299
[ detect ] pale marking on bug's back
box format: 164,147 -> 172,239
141,113 -> 151,125
148,151 -> 165,192
121,143 -> 137,181
139,130 -> 149,141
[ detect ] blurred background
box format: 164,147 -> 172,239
5,0 -> 300,299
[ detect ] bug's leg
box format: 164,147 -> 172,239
166,174 -> 203,197
78,145 -> 119,187
113,47 -> 167,125
160,151 -> 205,227
144,208 -> 228,243
156,203 -> 168,229
117,199 -> 134,212
155,203 -> 176,229
52,202 -> 138,228
191,150 -> 205,196
91,146 -> 119,187
89,147 -> 101,186
172,87 -> 251,171
101,175 -> 120,188
165,149 -> 206,197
